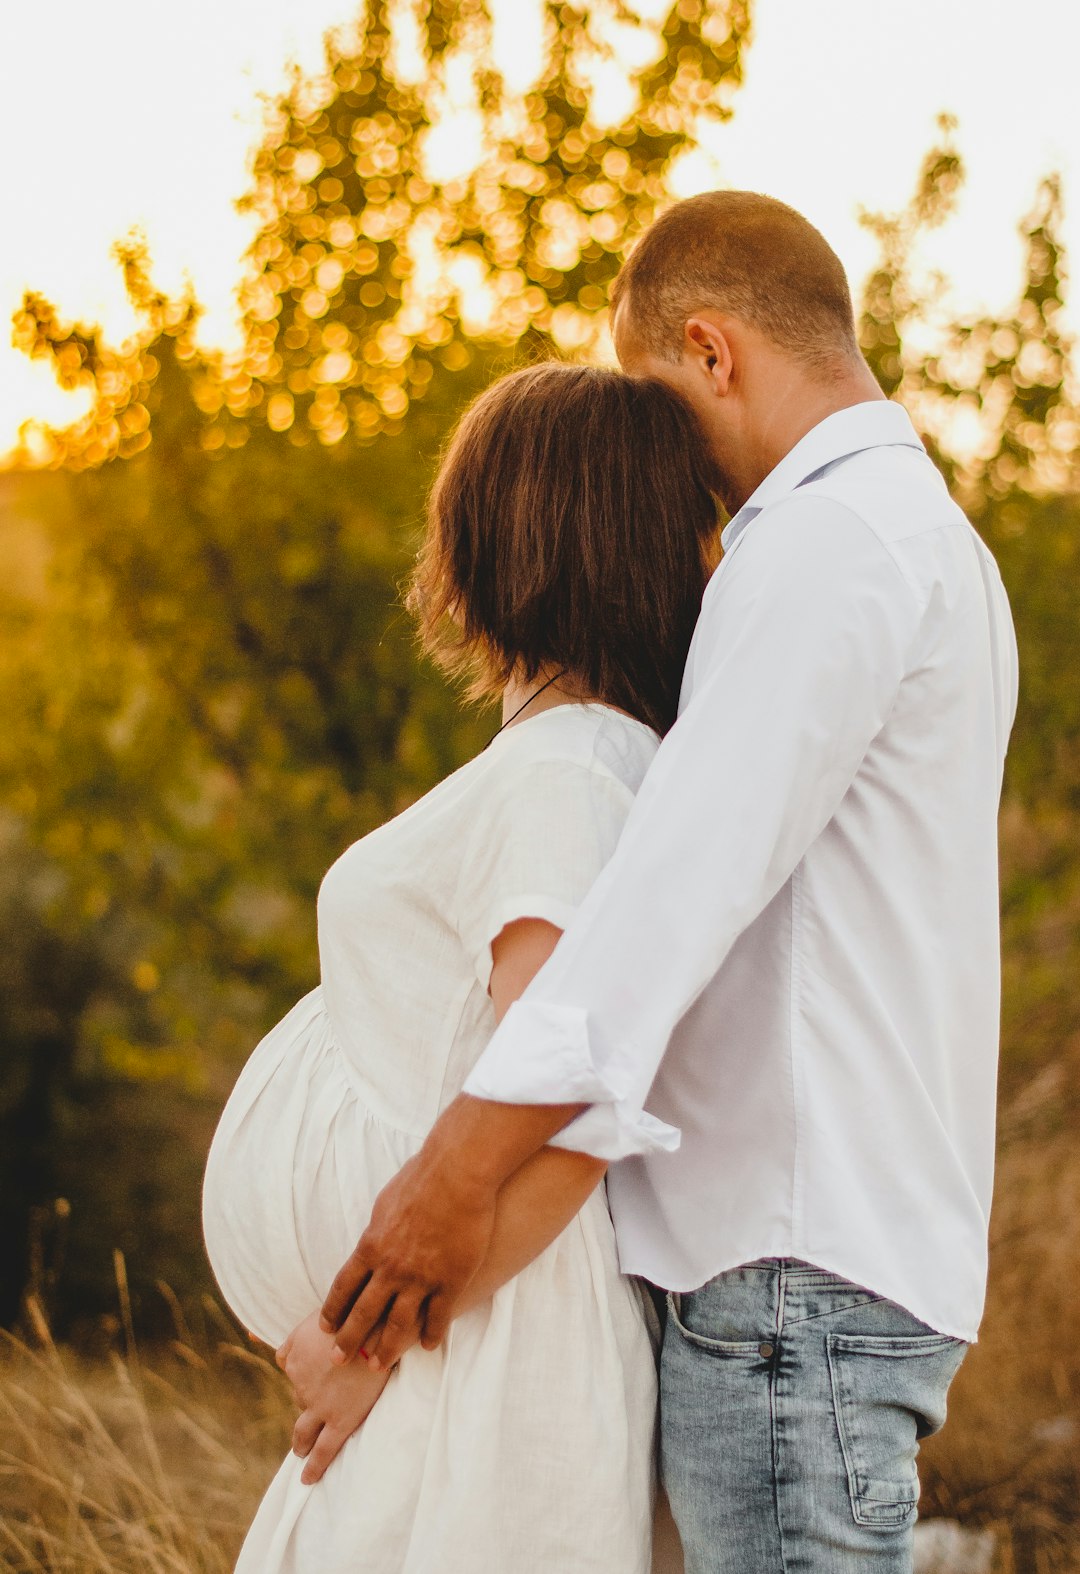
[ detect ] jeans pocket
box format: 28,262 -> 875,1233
826,1330 -> 968,1529
666,1290 -> 769,1359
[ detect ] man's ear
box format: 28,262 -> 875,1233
684,317 -> 734,397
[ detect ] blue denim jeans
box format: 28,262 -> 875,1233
658,1258 -> 968,1573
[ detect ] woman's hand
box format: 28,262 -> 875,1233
276,1311 -> 391,1483
276,1310 -> 339,1407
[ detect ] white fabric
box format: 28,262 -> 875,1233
465,400 -> 1019,1343
201,704 -> 666,1573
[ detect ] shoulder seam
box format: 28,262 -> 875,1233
450,740 -> 639,935
493,748 -> 640,807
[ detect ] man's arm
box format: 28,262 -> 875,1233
322,496 -> 923,1366
320,1092 -> 587,1367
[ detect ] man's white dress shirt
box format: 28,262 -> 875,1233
463,400 -> 1019,1342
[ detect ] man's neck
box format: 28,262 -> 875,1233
727,362 -> 886,516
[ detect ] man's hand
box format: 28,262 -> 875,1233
320,1091 -> 587,1372
276,1311 -> 390,1484
319,1147 -> 499,1370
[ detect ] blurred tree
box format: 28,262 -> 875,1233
859,123 -> 1080,1112
857,115 -> 965,403
0,328 -> 492,1327
16,0 -> 751,464
1,0 -> 752,1326
235,0 -> 749,443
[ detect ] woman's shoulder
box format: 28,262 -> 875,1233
482,703 -> 660,799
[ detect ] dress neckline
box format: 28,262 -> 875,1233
487,699 -> 659,748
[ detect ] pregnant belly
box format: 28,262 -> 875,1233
201,987 -> 419,1348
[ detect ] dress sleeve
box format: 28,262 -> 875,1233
453,753 -> 637,994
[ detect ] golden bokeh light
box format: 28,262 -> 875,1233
4,0 -> 1080,459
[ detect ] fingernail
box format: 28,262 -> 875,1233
368,1355 -> 382,1372
330,1345 -> 347,1364
318,1315 -> 332,1332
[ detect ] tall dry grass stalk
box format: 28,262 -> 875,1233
0,1254 -> 291,1573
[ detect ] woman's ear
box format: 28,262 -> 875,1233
684,317 -> 735,397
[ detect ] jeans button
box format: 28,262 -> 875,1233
758,1342 -> 775,1359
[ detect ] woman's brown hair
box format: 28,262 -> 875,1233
408,362 -> 720,736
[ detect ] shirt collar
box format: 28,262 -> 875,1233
719,400 -> 926,554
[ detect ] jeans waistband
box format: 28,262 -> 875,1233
730,1257 -> 851,1281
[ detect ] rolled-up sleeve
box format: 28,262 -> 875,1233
462,496 -> 923,1160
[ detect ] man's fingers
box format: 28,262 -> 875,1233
364,1291 -> 426,1371
292,1409 -> 322,1459
300,1423 -> 351,1486
420,1291 -> 454,1351
331,1273 -> 397,1363
319,1245 -> 375,1333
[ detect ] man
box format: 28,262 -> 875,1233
319,191 -> 1019,1572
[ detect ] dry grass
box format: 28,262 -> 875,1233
0,1256 -> 291,1573
920,1058 -> 1080,1574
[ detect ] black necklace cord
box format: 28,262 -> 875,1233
483,669 -> 569,751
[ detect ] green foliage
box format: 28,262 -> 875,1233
0,357 -> 497,1323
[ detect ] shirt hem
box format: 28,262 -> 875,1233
624,1243 -> 982,1344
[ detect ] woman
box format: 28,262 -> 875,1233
201,361 -> 719,1572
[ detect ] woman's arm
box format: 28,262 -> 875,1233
455,1142 -> 606,1313
357,916 -> 605,1367
454,914 -> 607,1309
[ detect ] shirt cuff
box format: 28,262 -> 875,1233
546,1099 -> 681,1161
462,999 -> 681,1161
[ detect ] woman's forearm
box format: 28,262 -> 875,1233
456,1144 -> 607,1315
451,914 -> 605,1316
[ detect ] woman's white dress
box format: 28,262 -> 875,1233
201,703 -> 665,1574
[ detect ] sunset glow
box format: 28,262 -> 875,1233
3,0 -> 1080,457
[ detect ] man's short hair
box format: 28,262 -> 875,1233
611,190 -> 860,376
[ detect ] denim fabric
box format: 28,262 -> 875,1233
659,1259 -> 968,1573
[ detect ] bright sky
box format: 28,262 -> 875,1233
2,0 -> 1078,458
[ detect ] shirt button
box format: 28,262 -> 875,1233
758,1342 -> 775,1360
